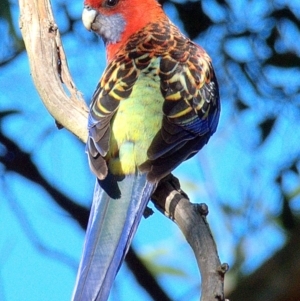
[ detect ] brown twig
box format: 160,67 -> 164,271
152,174 -> 228,301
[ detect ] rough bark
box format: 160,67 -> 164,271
152,175 -> 228,301
19,0 -> 88,142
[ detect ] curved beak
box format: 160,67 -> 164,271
82,7 -> 97,31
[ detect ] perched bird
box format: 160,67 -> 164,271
72,0 -> 220,300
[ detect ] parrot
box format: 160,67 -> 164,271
72,0 -> 220,300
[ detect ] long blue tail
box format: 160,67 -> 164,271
72,172 -> 155,301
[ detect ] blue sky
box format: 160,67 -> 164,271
1,0 -> 300,300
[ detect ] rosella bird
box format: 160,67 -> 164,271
72,0 -> 220,300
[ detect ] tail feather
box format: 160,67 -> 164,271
72,172 -> 155,301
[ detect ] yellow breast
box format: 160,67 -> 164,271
107,61 -> 164,176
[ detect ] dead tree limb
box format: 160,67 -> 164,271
19,0 -> 88,142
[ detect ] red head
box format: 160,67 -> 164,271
83,0 -> 165,61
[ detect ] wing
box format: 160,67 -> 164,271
139,24 -> 220,181
86,54 -> 139,179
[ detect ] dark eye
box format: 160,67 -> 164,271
106,0 -> 119,7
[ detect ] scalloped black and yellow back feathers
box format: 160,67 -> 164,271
86,18 -> 220,182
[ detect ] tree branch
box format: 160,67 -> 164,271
18,0 -> 227,300
152,175 -> 228,301
126,248 -> 173,301
0,130 -> 90,230
19,0 -> 88,142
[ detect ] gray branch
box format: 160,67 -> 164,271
152,175 -> 228,301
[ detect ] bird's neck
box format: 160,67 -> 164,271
106,4 -> 167,62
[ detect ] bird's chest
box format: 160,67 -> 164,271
107,65 -> 164,175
